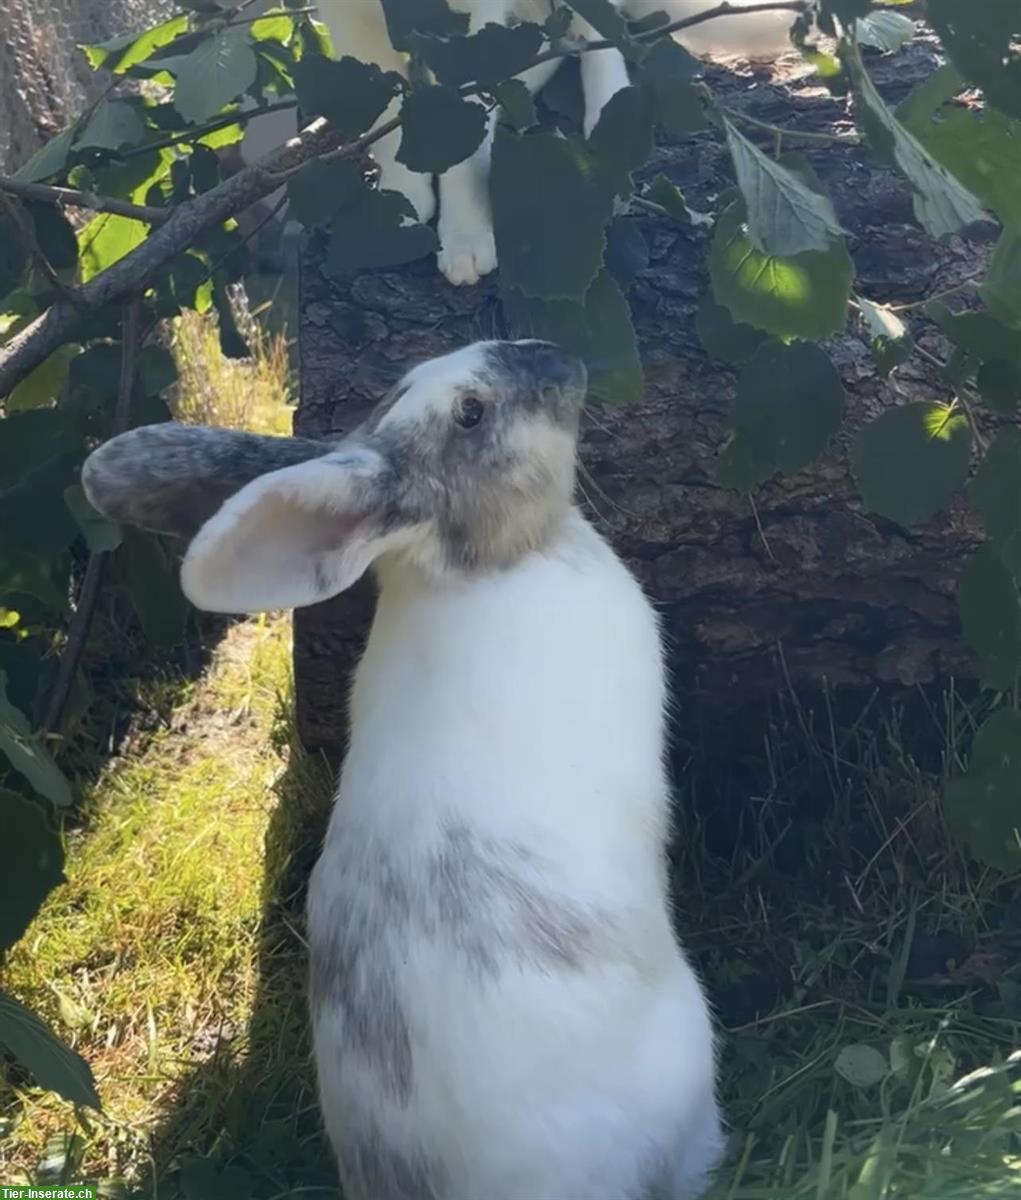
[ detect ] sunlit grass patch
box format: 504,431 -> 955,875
1,617 -> 299,1184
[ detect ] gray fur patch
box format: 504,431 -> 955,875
309,844 -> 414,1104
336,1113 -> 443,1200
428,819 -> 616,977
81,423 -> 333,538
308,817 -> 619,1107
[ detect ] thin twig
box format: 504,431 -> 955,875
0,175 -> 170,224
532,0 -> 808,68
888,271 -> 984,312
717,103 -> 859,146
118,98 -> 298,161
229,5 -> 316,26
42,296 -> 142,736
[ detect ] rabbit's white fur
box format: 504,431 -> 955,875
316,0 -> 797,285
80,340 -> 723,1199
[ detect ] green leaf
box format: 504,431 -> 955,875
27,203 -> 78,272
821,0 -> 870,21
287,160 -> 364,227
926,303 -> 1021,365
959,546 -> 1021,691
0,991 -> 99,1107
724,120 -> 844,257
396,87 -> 488,174
81,14 -> 189,74
604,219 -> 648,284
14,128 -> 76,185
981,228 -> 1021,328
138,345 -> 178,397
721,341 -> 844,488
648,77 -> 704,138
293,54 -> 403,139
0,673 -> 73,807
855,11 -> 915,53
78,214 -> 149,283
709,199 -> 853,341
379,0 -> 469,52
324,187 -> 438,276
496,79 -> 537,130
410,22 -> 543,88
835,1044 -> 888,1088
973,707 -> 1021,773
94,147 -> 173,205
0,456 -> 79,554
977,360 -> 1021,414
75,101 -> 146,152
0,791 -> 64,952
503,270 -> 642,405
120,530 -> 189,646
927,0 -> 1021,120
0,214 -> 28,296
897,69 -> 1021,229
971,429 -> 1021,572
944,765 -> 1021,872
588,85 -> 655,198
848,43 -> 988,238
64,486 -> 122,553
645,175 -> 707,225
857,295 -> 913,376
696,295 -> 768,366
0,410 -> 78,491
250,13 -> 295,44
492,129 -> 613,301
852,402 -> 971,526
170,33 -> 259,125
7,345 -> 80,413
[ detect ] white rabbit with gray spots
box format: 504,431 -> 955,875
319,0 -> 798,285
81,339 -> 723,1199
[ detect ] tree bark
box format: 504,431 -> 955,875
294,33 -> 987,753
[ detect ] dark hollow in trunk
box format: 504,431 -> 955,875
293,35 -> 985,755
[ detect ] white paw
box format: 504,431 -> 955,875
378,164 -> 437,225
436,225 -> 497,287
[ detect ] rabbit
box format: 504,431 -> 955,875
81,338 -> 724,1200
316,0 -> 798,286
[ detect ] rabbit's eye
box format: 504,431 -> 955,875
455,396 -> 485,429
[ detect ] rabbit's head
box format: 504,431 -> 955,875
82,340 -> 586,613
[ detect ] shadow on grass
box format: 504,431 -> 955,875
139,674 -> 1020,1200
144,714 -> 340,1200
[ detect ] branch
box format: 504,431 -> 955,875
532,0 -> 808,66
0,117 -> 352,398
118,98 -> 298,161
42,297 -> 142,736
0,175 -> 171,225
0,0 -> 809,397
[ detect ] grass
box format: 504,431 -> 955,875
2,306 -> 1020,1197
168,288 -> 294,437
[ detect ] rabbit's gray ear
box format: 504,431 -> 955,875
180,445 -> 407,614
81,423 -> 333,540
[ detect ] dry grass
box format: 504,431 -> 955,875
168,289 -> 294,436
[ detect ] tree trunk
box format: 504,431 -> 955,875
294,33 -> 986,753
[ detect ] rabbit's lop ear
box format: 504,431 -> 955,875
82,423 -> 333,540
180,445 -> 399,613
